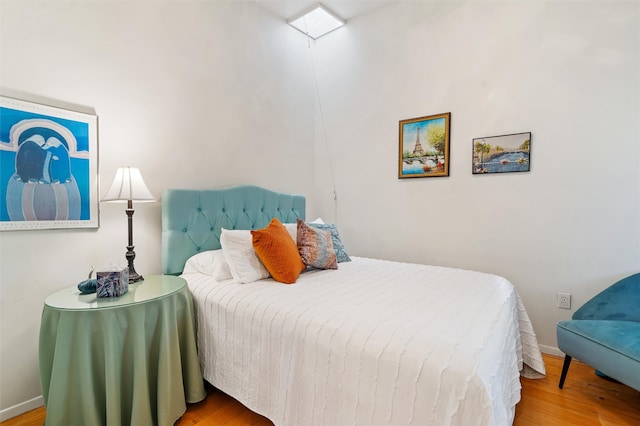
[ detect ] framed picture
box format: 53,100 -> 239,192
472,132 -> 531,174
0,96 -> 99,230
399,112 -> 450,178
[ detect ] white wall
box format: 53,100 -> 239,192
1,0 -> 639,419
0,0 -> 315,418
311,0 -> 639,352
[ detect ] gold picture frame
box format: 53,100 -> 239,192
399,112 -> 450,178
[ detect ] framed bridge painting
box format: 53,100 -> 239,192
472,132 -> 531,175
399,112 -> 450,179
0,96 -> 99,230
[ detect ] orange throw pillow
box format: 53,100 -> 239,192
251,218 -> 305,284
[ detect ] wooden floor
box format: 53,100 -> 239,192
3,354 -> 639,425
514,355 -> 640,426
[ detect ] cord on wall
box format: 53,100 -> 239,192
307,40 -> 339,224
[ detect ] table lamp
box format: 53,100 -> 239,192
101,166 -> 156,282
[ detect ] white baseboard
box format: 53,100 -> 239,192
539,344 -> 564,357
0,395 -> 44,422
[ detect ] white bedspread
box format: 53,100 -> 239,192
183,257 -> 545,426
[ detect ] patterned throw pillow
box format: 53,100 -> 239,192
308,222 -> 351,263
296,219 -> 338,270
251,218 -> 306,284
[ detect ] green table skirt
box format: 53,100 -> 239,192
39,286 -> 206,426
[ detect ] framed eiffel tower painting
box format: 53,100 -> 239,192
398,112 -> 450,179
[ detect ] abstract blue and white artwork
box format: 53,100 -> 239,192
0,96 -> 99,230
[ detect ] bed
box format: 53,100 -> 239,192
162,185 -> 546,426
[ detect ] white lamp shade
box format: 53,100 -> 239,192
101,166 -> 155,203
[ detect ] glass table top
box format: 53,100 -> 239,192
44,274 -> 186,310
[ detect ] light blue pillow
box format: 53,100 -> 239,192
308,222 -> 351,263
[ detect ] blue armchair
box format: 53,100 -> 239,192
556,273 -> 640,391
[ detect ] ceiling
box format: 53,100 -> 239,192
254,0 -> 394,22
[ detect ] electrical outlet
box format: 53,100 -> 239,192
558,293 -> 571,309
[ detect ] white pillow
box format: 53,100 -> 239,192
310,217 -> 325,224
182,249 -> 233,281
219,223 -> 298,284
283,222 -> 298,242
220,228 -> 270,283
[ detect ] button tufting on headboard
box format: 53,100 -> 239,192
162,186 -> 305,275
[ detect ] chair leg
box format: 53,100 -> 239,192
559,355 -> 572,389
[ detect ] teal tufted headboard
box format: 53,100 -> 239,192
162,185 -> 306,275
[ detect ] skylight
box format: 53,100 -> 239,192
288,4 -> 345,40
